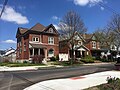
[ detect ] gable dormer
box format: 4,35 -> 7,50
43,24 -> 59,35
91,35 -> 97,41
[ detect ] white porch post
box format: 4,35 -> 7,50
38,48 -> 40,55
45,49 -> 47,59
87,51 -> 89,55
32,48 -> 34,56
80,51 -> 82,57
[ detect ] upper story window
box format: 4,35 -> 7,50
49,28 -> 53,33
32,37 -> 39,42
24,42 -> 26,51
78,41 -> 82,45
48,37 -> 54,44
92,41 -> 96,49
19,42 -> 22,46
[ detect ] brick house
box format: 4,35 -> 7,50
59,33 -> 90,60
16,23 -> 59,62
83,34 -> 101,57
59,33 -> 100,61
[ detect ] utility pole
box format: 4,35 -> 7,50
0,0 -> 8,18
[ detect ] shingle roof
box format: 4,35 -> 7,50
19,27 -> 28,34
29,44 -> 47,49
30,23 -> 46,31
82,34 -> 93,39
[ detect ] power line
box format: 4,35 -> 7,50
98,2 -> 120,15
0,0 -> 8,18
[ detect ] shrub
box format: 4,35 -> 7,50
23,61 -> 28,63
80,55 -> 94,63
81,59 -> 94,63
55,55 -> 59,61
50,57 -> 56,61
32,55 -> 44,64
105,77 -> 120,90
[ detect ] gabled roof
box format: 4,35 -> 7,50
75,45 -> 90,51
30,23 -> 46,32
43,24 -> 59,35
19,27 -> 28,34
16,27 -> 28,38
83,34 -> 98,43
16,23 -> 59,38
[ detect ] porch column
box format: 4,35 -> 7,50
74,50 -> 75,59
32,48 -> 34,56
38,48 -> 40,55
80,51 -> 82,57
45,49 -> 47,59
87,51 -> 89,55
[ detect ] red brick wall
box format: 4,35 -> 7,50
85,41 -> 100,50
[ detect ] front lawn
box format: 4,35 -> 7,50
0,62 -> 45,67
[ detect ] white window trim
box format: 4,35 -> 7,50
32,37 -> 39,42
48,37 -> 54,44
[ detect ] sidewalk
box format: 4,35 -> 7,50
0,65 -> 63,72
24,70 -> 120,90
0,63 -> 112,72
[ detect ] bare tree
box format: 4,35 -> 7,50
107,14 -> 120,53
94,28 -> 115,50
59,11 -> 87,64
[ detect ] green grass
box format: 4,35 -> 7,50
48,61 -> 83,66
0,62 -> 45,67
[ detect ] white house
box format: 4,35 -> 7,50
4,48 -> 16,62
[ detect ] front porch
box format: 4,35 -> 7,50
69,45 -> 90,59
29,44 -> 48,60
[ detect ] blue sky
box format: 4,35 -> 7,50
0,0 -> 120,50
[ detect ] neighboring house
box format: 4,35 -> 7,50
0,50 -> 6,62
59,33 -> 101,61
59,33 -> 91,61
3,47 -> 16,62
16,23 -> 59,62
83,34 -> 101,57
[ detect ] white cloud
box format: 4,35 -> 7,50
74,0 -> 89,6
2,40 -> 16,44
0,6 -> 29,24
74,0 -> 103,7
53,24 -> 60,30
52,16 -> 60,20
100,6 -> 104,10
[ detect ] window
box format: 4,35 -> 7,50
19,42 -> 22,46
48,49 -> 54,57
48,37 -> 54,44
17,43 -> 19,47
17,49 -> 20,57
20,48 -> 22,54
78,41 -> 82,45
32,37 -> 39,42
24,42 -> 26,51
49,28 -> 53,33
92,41 -> 96,48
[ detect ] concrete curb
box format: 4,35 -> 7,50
24,70 -> 120,90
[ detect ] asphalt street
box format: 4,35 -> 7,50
0,63 -> 115,90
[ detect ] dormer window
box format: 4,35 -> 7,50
32,37 -> 39,42
92,41 -> 96,49
49,28 -> 53,33
78,41 -> 82,45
